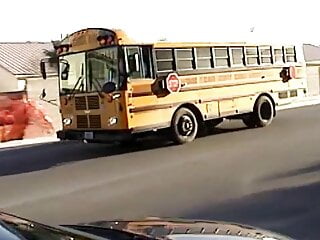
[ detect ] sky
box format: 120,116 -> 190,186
1,0 -> 319,45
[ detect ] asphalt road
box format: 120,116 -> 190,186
1,105 -> 320,239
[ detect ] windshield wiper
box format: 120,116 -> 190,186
69,63 -> 85,100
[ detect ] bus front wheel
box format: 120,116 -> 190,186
242,96 -> 274,128
171,107 -> 198,144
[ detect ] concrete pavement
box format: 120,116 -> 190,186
0,105 -> 320,239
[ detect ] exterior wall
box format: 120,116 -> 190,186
25,75 -> 61,131
306,63 -> 320,96
0,67 -> 18,92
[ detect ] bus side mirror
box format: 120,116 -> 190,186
280,67 -> 291,83
40,88 -> 47,99
40,60 -> 47,80
61,62 -> 70,80
102,82 -> 116,93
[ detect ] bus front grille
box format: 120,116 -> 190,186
75,96 -> 100,110
87,96 -> 100,109
76,115 -> 101,129
89,115 -> 101,128
75,97 -> 87,110
77,115 -> 89,128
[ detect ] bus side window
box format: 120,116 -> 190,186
126,47 -> 143,79
126,47 -> 152,79
141,47 -> 153,78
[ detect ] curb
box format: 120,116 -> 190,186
277,98 -> 320,111
0,136 -> 59,150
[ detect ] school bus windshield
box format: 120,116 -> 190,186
59,47 -> 120,94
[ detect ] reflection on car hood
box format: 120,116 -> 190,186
0,212 -> 292,240
77,217 -> 292,240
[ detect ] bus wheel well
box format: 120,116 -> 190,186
175,103 -> 204,124
256,93 -> 276,117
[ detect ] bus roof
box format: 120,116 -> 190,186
56,28 -> 298,56
152,41 -> 299,48
153,41 -> 251,48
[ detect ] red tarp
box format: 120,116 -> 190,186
0,91 -> 54,142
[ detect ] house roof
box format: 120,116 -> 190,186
0,42 -> 56,76
303,44 -> 320,62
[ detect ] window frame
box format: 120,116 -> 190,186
259,46 -> 273,65
125,46 -> 145,79
245,46 -> 259,66
153,43 -> 298,77
273,46 -> 285,64
284,46 -> 297,63
213,47 -> 230,68
154,48 -> 175,73
230,47 -> 244,67
194,47 -> 213,69
175,48 -> 194,71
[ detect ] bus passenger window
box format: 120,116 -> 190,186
155,49 -> 174,72
195,48 -> 212,69
126,47 -> 152,79
245,47 -> 259,65
141,47 -> 152,78
260,46 -> 272,64
285,47 -> 296,62
214,47 -> 229,67
230,48 -> 244,66
176,48 -> 193,70
126,47 -> 143,79
274,48 -> 284,63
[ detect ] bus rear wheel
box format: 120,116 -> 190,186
171,107 -> 198,144
242,96 -> 274,128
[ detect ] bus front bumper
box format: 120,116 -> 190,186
57,130 -> 132,143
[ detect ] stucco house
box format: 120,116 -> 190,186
0,42 -> 61,130
303,44 -> 320,96
0,42 -> 57,91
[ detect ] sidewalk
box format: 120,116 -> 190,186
1,95 -> 320,150
0,135 -> 59,150
277,95 -> 320,110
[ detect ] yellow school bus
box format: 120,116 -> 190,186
41,28 -> 307,144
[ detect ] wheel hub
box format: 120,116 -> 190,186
178,115 -> 194,136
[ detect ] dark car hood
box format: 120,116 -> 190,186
74,217 -> 292,240
0,212 -> 292,240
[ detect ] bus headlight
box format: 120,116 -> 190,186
108,117 -> 117,126
63,118 -> 72,126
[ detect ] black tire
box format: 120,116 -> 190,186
206,118 -> 223,128
242,114 -> 257,128
118,136 -> 138,147
171,108 -> 198,144
201,118 -> 223,135
242,96 -> 274,128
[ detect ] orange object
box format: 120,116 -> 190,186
0,92 -> 54,142
23,101 -> 54,139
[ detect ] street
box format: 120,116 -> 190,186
0,105 -> 320,239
